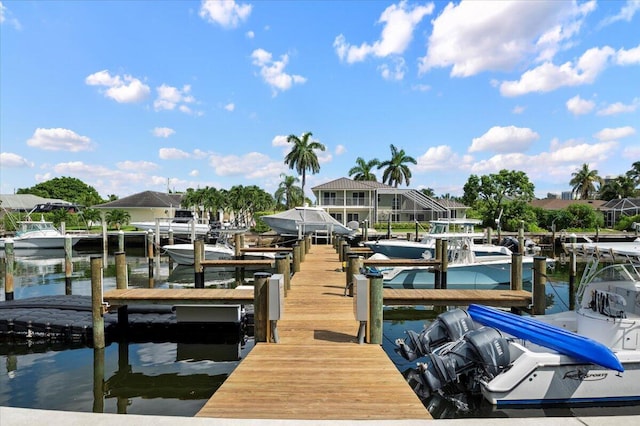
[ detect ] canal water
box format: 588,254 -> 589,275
1,247 -> 639,418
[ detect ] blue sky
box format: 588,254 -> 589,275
1,0 -> 639,201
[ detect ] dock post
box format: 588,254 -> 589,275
65,234 -> 73,295
90,256 -> 106,349
510,253 -> 523,291
194,239 -> 205,288
518,221 -> 525,253
299,238 -> 306,262
146,230 -> 154,281
345,254 -> 360,296
486,227 -> 492,245
569,251 -> 576,310
292,243 -> 301,273
254,272 -> 271,342
434,239 -> 442,289
4,240 -> 14,301
115,251 -> 127,289
92,346 -> 105,413
276,254 -> 289,296
532,256 -> 547,315
118,230 -> 125,253
440,240 -> 448,289
367,271 -> 383,344
101,217 -> 108,266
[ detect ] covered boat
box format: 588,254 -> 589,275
261,206 -> 355,236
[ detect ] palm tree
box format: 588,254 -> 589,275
599,175 -> 637,200
105,209 -> 131,230
284,132 -> 326,195
377,144 -> 417,187
570,163 -> 603,200
627,161 -> 640,187
348,157 -> 380,181
274,174 -> 304,209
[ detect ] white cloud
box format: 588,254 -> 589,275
623,144 -> 640,161
0,1 -> 21,30
246,30 -> 254,39
27,128 -> 93,152
411,84 -> 431,92
85,70 -> 150,103
499,46 -> 615,96
616,44 -> 640,65
189,169 -> 200,177
600,0 -> 640,27
419,1 -> 593,77
597,98 -> 640,115
251,49 -> 306,95
224,103 -> 235,111
469,126 -> 540,153
209,152 -> 285,179
0,152 -> 34,168
199,0 -> 252,28
159,147 -> 191,160
566,95 -> 595,115
116,160 -> 159,171
334,1 -> 433,64
335,145 -> 346,155
152,127 -> 175,138
154,84 -> 197,113
379,58 -> 406,81
416,145 -> 463,171
271,135 -> 288,147
512,105 -> 526,114
593,126 -> 636,141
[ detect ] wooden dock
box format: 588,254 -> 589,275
196,243 -> 431,420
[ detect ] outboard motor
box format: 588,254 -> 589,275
500,236 -> 520,253
415,326 -> 510,397
396,309 -> 478,361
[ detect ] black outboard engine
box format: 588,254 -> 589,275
396,309 -> 478,361
416,326 -> 510,397
500,236 -> 520,253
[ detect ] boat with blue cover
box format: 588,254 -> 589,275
395,240 -> 640,406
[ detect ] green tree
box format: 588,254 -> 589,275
377,144 -> 417,187
79,207 -> 102,229
284,131 -> 326,196
348,157 -> 380,181
17,177 -> 103,206
570,163 -> 602,200
599,175 -> 637,200
105,209 -> 131,230
420,188 -> 435,197
462,170 -> 535,229
274,174 -> 304,209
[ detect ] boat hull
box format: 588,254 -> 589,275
482,345 -> 640,406
0,235 -> 85,249
131,222 -> 210,236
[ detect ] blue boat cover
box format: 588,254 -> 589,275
467,304 -> 624,372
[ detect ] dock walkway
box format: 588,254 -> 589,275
196,244 -> 431,420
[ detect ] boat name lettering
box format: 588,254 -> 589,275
562,369 -> 608,381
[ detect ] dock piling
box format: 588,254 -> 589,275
367,271 -> 384,345
3,240 -> 14,301
253,272 -> 271,342
65,234 -> 73,295
91,256 -> 106,349
532,256 -> 547,315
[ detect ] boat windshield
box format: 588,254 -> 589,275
17,221 -> 58,235
589,263 -> 640,284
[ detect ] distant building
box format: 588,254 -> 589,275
561,191 -> 573,200
92,191 -> 184,223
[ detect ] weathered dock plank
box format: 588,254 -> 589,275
384,288 -> 532,307
103,288 -> 254,307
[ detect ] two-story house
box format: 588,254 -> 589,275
311,177 -> 469,226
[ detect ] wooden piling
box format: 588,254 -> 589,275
92,347 -> 105,413
569,251 -> 576,310
253,272 -> 271,342
299,238 -> 306,262
65,234 -> 73,295
434,239 -> 442,288
91,256 -> 105,349
194,239 -> 205,288
4,240 -> 14,301
118,230 -> 125,253
510,253 -> 523,291
115,251 -> 127,289
346,254 -> 359,296
532,256 -> 547,315
518,221 -> 525,253
368,271 -> 383,345
440,239 -> 448,289
101,218 -> 108,265
292,243 -> 301,273
276,254 -> 289,296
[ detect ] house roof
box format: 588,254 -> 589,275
529,198 -> 608,211
311,177 -> 394,191
94,191 -> 183,209
0,194 -> 73,211
602,198 -> 640,210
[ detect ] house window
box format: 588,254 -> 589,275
323,192 -> 337,205
347,213 -> 359,223
331,213 -> 343,222
351,192 -> 365,206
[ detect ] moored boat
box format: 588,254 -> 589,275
396,240 -> 640,406
261,205 -> 355,236
0,220 -> 87,249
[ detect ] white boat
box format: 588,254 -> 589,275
131,209 -> 211,236
368,237 -> 541,289
261,206 -> 355,236
364,219 -> 515,259
396,240 -> 640,406
162,242 -> 276,267
0,220 -> 86,249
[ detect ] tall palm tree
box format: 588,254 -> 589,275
377,144 -> 417,187
348,157 -> 380,181
284,132 -> 326,195
570,163 -> 602,200
274,174 -> 304,209
627,161 -> 640,187
599,175 -> 637,201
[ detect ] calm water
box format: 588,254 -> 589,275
1,248 -> 640,418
